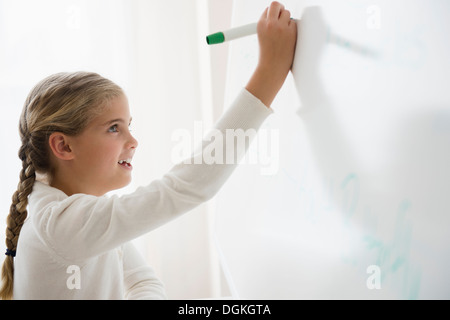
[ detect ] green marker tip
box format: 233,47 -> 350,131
206,32 -> 225,45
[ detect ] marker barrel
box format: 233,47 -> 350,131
224,22 -> 257,42
206,19 -> 296,45
207,22 -> 257,45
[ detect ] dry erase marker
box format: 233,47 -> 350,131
206,22 -> 257,45
206,18 -> 296,45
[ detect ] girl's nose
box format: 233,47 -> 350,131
128,133 -> 138,149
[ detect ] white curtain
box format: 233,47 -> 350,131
0,0 -> 233,299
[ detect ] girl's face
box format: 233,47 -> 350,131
67,94 -> 138,196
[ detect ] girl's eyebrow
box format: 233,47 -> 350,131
102,117 -> 133,126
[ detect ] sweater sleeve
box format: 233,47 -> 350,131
122,242 -> 166,300
40,89 -> 272,261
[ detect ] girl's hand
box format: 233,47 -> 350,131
245,1 -> 297,107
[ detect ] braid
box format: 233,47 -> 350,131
6,152 -> 36,250
0,146 -> 36,300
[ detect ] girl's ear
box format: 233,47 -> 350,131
48,132 -> 75,161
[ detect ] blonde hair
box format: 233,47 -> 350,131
0,71 -> 124,299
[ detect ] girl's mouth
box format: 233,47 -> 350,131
118,159 -> 132,169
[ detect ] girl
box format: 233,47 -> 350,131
1,2 -> 296,299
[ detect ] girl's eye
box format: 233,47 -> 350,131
108,124 -> 119,133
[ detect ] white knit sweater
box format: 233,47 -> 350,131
13,89 -> 272,299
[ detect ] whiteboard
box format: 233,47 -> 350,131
214,0 -> 450,299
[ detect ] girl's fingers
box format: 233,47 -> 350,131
280,9 -> 291,24
267,1 -> 285,21
260,7 -> 269,21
